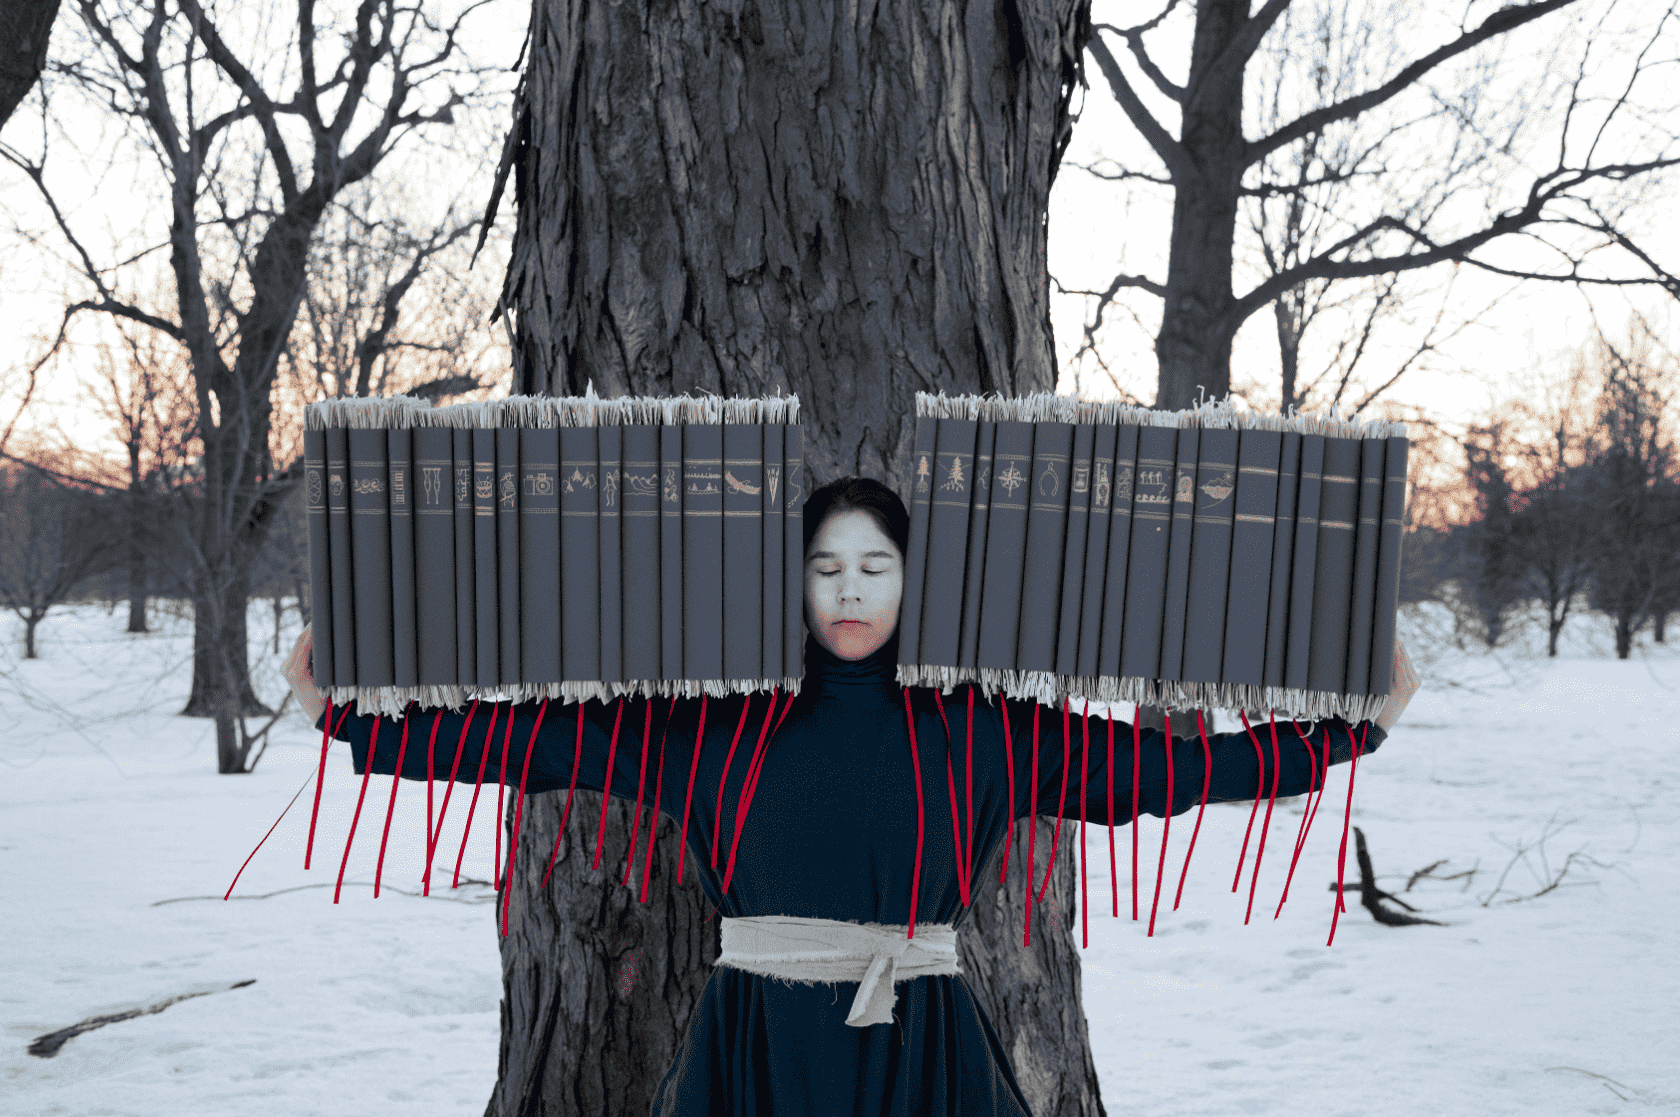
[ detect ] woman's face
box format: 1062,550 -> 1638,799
804,509 -> 903,661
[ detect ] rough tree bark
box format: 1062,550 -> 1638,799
0,0 -> 61,131
493,0 -> 1101,1110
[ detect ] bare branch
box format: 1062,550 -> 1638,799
1248,0 -> 1583,167
1086,31 -> 1191,183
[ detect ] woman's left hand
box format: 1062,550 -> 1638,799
1374,641 -> 1421,732
281,625 -> 327,726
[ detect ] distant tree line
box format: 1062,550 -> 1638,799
1400,329 -> 1677,659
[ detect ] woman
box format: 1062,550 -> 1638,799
282,476 -> 1420,1116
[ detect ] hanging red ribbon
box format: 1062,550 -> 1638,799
711,696 -> 756,871
1327,724 -> 1369,947
429,699 -> 481,892
589,698 -> 626,872
622,699 -> 655,888
998,694 -> 1016,884
900,687 -> 927,941
676,694 -> 709,884
500,698 -> 549,937
373,707 -> 414,898
1146,712 -> 1174,937
1171,709 -> 1214,912
335,715 -> 383,904
454,702 -> 501,889
641,698 -> 677,903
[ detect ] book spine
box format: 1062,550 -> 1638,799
1368,436 -> 1410,695
661,426 -> 684,680
1180,428 -> 1239,685
326,428 -> 357,687
683,424 -> 725,682
1117,426 -> 1175,683
921,418 -> 978,668
388,428 -> 418,688
349,428 -> 395,686
452,429 -> 476,685
1054,423 -> 1096,677
598,425 -> 623,684
1306,437 -> 1360,695
304,430 -> 335,688
898,415 -> 937,668
1016,422 -> 1074,674
520,428 -> 561,685
783,424 -> 805,680
496,428 -> 522,687
1219,429 -> 1283,689
1343,438 -> 1387,696
621,425 -> 662,683
472,428 -> 500,687
975,421 -> 1035,672
1155,426 -> 1201,683
722,423 -> 763,682
1076,422 -> 1118,679
956,421 -> 996,670
414,428 -> 457,686
561,426 -> 601,682
760,424 -> 785,684
1284,436 -> 1325,690
1262,432 -> 1302,690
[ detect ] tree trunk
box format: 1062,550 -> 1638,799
126,547 -> 148,634
0,0 -> 61,131
496,0 -> 1097,1109
490,787 -> 722,1117
1153,0 -> 1248,409
1655,611 -> 1667,643
23,610 -> 41,659
183,567 -> 270,717
959,818 -> 1107,1117
1615,611 -> 1634,660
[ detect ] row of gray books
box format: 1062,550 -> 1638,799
895,394 -> 1408,722
304,394 -> 804,716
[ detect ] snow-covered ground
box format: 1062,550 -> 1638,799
3,600 -> 1676,1116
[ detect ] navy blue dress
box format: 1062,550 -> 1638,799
326,638 -> 1383,1116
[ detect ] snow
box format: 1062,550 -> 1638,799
3,601 -> 1676,1115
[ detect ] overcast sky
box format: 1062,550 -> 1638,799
2,0 -> 1674,455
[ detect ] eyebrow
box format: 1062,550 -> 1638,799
808,550 -> 899,561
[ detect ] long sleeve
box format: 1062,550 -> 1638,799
317,696 -> 692,808
995,698 -> 1386,826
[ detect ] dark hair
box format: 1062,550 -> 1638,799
802,476 -> 910,559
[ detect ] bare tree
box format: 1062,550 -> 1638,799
2,0 -> 495,771
0,464 -> 118,657
1461,422 -> 1527,647
1584,327 -> 1677,658
1077,0 -> 1680,409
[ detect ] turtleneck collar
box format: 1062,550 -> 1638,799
804,633 -> 901,697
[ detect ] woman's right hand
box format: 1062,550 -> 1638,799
281,625 -> 328,726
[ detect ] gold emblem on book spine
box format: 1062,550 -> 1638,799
1175,470 -> 1194,502
500,471 -> 516,508
455,467 -> 469,503
998,464 -> 1025,497
1094,461 -> 1111,508
1199,470 -> 1234,505
663,465 -> 679,503
724,470 -> 761,496
915,454 -> 932,493
1072,462 -> 1089,494
392,469 -> 406,506
307,468 -> 324,506
422,467 -> 442,504
939,455 -> 966,492
524,471 -> 555,497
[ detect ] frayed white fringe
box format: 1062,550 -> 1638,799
892,664 -> 1388,722
914,391 -> 1406,440
326,676 -> 803,717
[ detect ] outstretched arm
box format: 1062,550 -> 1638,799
283,626 -> 667,799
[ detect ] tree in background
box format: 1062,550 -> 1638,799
0,465 -> 118,658
1077,0 -> 1680,409
3,0 -> 496,772
489,0 -> 1104,1111
1461,422 -> 1527,647
1583,329 -> 1676,658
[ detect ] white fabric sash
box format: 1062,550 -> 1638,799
715,915 -> 960,1027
